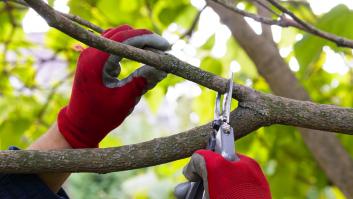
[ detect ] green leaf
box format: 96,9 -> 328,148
294,5 -> 353,73
158,4 -> 188,26
201,34 -> 215,50
68,0 -> 96,20
48,0 -> 55,6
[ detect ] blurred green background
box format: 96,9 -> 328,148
1,0 -> 353,198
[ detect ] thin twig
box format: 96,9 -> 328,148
36,71 -> 74,124
2,0 -> 104,33
212,0 -> 281,26
266,0 -> 312,30
60,12 -> 104,33
180,5 -> 207,39
250,0 -> 281,17
144,0 -> 161,35
1,3 -> 17,76
265,0 -> 353,48
211,0 -> 353,48
253,0 -> 275,40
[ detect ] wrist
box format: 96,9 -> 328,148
28,122 -> 72,150
57,107 -> 100,148
28,122 -> 72,193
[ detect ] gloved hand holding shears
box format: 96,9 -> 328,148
175,73 -> 272,199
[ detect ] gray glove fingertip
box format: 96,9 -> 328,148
182,153 -> 211,199
174,182 -> 191,199
183,153 -> 207,182
103,55 -> 122,88
102,63 -> 166,90
124,33 -> 171,51
133,65 -> 167,91
102,32 -> 169,89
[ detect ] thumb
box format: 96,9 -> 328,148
103,64 -> 166,92
102,55 -> 122,88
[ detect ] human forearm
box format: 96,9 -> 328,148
28,122 -> 71,193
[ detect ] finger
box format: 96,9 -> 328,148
102,24 -> 134,38
182,152 -> 211,199
102,55 -> 122,88
115,29 -> 170,51
183,153 -> 206,182
103,65 -> 166,91
108,29 -> 152,43
174,182 -> 191,199
128,65 -> 166,90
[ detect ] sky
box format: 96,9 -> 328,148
21,0 -> 353,75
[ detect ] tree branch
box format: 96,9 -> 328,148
3,0 -> 104,33
0,107 -> 265,173
0,0 -> 351,173
211,0 -> 353,48
0,125 -> 211,173
180,5 -> 206,39
266,0 -> 353,48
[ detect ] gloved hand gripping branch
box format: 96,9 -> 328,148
58,25 -> 170,148
102,30 -> 170,90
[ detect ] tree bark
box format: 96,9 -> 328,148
207,1 -> 353,197
0,107 -> 265,173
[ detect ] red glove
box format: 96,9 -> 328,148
58,25 -> 170,148
175,150 -> 271,199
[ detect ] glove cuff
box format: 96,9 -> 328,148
57,107 -> 99,148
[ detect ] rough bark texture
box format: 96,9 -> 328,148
0,125 -> 211,173
207,1 -> 353,197
0,107 -> 264,173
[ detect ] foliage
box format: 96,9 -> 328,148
0,0 -> 352,198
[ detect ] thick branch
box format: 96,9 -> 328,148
0,107 -> 265,173
256,94 -> 353,133
0,125 -> 210,173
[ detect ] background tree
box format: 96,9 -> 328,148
1,0 -> 353,198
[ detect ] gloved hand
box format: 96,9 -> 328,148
58,25 -> 170,148
174,150 -> 271,199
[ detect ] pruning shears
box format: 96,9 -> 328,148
210,71 -> 238,161
184,71 -> 239,199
